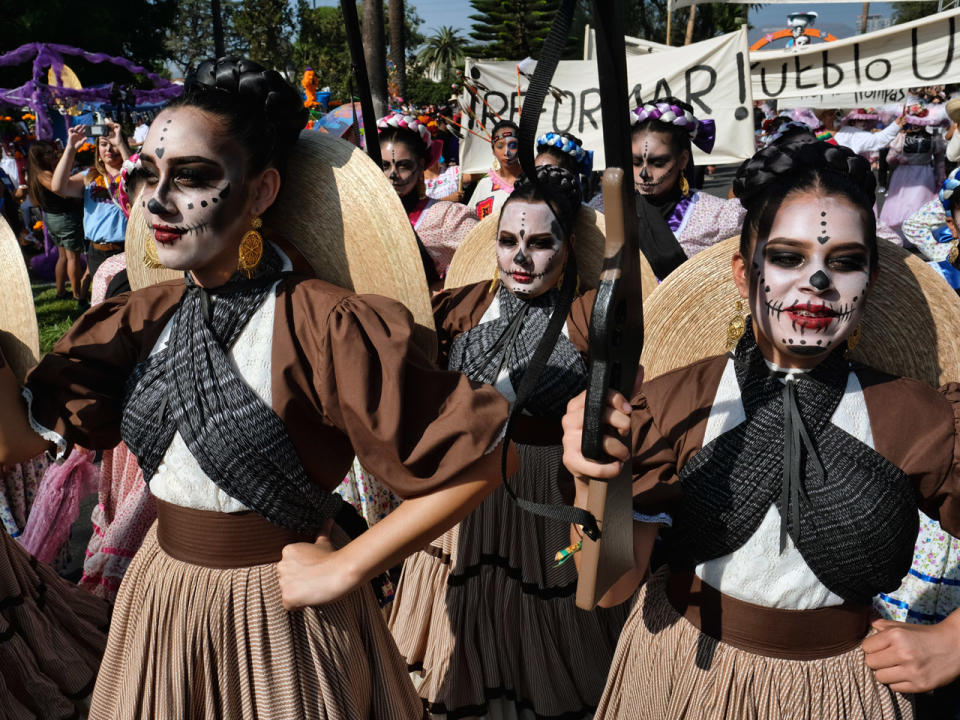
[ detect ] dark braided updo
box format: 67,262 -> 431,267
733,140 -> 879,271
503,164 -> 583,238
165,57 -> 307,178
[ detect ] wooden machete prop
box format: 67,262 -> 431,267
511,0 -> 647,610
576,0 -> 647,610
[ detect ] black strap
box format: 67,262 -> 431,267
340,0 -> 382,167
493,0 -> 602,539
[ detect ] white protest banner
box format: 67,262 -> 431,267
458,28 -> 755,173
751,8 -> 960,102
671,0 -> 930,9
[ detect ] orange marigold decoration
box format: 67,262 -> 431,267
33,220 -> 44,231
301,68 -> 319,109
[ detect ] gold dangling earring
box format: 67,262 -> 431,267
238,217 -> 264,279
845,323 -> 862,357
488,264 -> 499,293
143,233 -> 164,269
726,298 -> 746,349
492,157 -> 501,173
679,175 -> 690,197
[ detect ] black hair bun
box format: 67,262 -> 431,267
515,164 -> 583,210
188,57 -> 307,155
733,140 -> 875,210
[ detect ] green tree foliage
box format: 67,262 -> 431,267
234,0 -> 297,73
467,0 -> 564,59
166,0 -> 247,77
417,26 -> 467,85
294,4 -> 353,98
624,0 -> 749,46
892,1 -> 940,24
0,0 -> 176,88
404,74 -> 452,107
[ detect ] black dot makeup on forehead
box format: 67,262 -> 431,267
212,197 -> 218,203
187,202 -> 194,210
200,200 -> 207,208
165,119 -> 171,124
817,209 -> 830,244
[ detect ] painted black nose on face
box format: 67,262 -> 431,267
809,270 -> 831,291
147,197 -> 165,214
639,166 -> 650,181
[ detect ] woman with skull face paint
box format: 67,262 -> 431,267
467,119 -> 522,220
561,140 -> 960,719
0,57 -> 515,718
588,98 -> 745,277
378,112 -> 478,285
389,165 -> 630,719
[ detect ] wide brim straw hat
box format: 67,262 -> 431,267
0,216 -> 41,383
947,97 -> 960,124
640,236 -> 960,387
444,205 -> 658,300
127,130 -> 436,361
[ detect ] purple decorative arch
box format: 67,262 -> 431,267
0,43 -> 182,139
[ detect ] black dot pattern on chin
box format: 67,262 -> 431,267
201,200 -> 207,208
212,197 -> 218,203
187,203 -> 194,210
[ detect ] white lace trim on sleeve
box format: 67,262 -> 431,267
21,386 -> 68,462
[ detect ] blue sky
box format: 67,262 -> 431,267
308,1 -> 898,47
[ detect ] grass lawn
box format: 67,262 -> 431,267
32,282 -> 84,354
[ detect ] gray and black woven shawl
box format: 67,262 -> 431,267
121,242 -> 341,534
447,285 -> 587,417
667,322 -> 917,604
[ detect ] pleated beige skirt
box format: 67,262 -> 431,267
389,443 -> 629,719
0,527 -> 109,720
596,567 -> 914,720
89,524 -> 425,719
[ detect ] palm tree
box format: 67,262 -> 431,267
417,26 -> 466,84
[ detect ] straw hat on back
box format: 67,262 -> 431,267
0,216 -> 40,383
126,131 -> 437,361
947,97 -> 960,125
444,205 -> 658,298
640,236 -> 960,387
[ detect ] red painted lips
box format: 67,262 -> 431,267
785,302 -> 836,330
152,225 -> 185,245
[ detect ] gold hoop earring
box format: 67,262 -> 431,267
679,175 -> 690,197
845,323 -> 862,356
238,217 -> 264,278
143,233 -> 164,269
726,299 -> 746,349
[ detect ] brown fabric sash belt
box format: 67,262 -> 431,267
156,499 -> 315,568
89,241 -> 124,252
665,570 -> 871,660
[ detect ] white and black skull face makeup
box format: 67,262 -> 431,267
493,132 -> 520,169
380,140 -> 424,199
631,129 -> 686,198
747,193 -> 872,365
496,200 -> 568,298
138,107 -> 251,279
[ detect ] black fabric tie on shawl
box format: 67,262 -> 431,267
121,242 -> 343,534
448,285 -> 587,418
666,322 -> 918,604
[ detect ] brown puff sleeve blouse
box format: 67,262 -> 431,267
630,354 -> 960,537
24,275 -> 511,500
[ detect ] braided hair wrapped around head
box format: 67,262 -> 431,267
504,164 -> 582,239
733,140 -> 879,271
535,132 -> 593,176
165,57 -> 307,178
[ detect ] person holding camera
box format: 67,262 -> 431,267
51,120 -> 131,297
